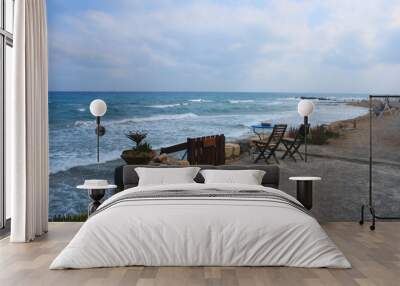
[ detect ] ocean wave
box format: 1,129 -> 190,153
266,100 -> 288,106
148,103 -> 181,108
49,149 -> 123,174
277,97 -> 297,101
127,113 -> 199,122
77,108 -> 86,112
229,100 -> 255,104
231,123 -> 250,128
189,99 -> 213,103
74,113 -> 199,127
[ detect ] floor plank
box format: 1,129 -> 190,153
0,222 -> 399,286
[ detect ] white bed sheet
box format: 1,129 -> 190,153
50,183 -> 350,269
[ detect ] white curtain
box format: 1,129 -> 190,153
9,0 -> 49,242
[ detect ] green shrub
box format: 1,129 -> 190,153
136,142 -> 152,153
125,130 -> 153,152
287,125 -> 340,145
325,128 -> 340,140
308,126 -> 328,145
308,125 -> 340,145
126,131 -> 147,146
287,126 -> 298,138
49,213 -> 88,222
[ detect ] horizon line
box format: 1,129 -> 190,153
48,90 -> 369,95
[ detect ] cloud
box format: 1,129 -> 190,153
48,0 -> 400,93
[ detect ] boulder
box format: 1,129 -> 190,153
231,143 -> 240,157
158,153 -> 169,162
165,156 -> 180,165
225,143 -> 240,158
225,145 -> 234,159
178,160 -> 190,166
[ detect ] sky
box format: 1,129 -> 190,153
47,0 -> 400,93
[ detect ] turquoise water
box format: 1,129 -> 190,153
49,91 -> 368,173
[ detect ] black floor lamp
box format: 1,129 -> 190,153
359,95 -> 400,230
297,99 -> 315,162
89,99 -> 107,163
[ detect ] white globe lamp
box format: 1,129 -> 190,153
297,100 -> 315,162
90,99 -> 107,117
298,100 -> 315,117
89,99 -> 107,162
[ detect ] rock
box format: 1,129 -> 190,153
159,153 -> 169,162
154,154 -> 189,166
225,143 -> 241,158
165,156 -> 180,165
178,160 -> 190,166
232,143 -> 240,157
225,145 -> 234,158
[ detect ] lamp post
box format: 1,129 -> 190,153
297,100 -> 315,162
89,99 -> 107,163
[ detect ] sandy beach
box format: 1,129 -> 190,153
49,102 -> 400,221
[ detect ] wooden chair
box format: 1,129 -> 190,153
253,124 -> 287,164
281,124 -> 309,162
160,134 -> 225,165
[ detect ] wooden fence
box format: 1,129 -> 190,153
160,134 -> 225,165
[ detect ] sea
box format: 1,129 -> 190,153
49,91 -> 368,174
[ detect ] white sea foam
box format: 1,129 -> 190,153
259,100 -> 286,106
49,149 -> 123,174
189,99 -> 213,103
74,113 -> 199,128
126,113 -> 199,122
74,120 -> 94,127
77,108 -> 86,112
229,100 -> 255,104
278,97 -> 297,101
148,103 -> 181,108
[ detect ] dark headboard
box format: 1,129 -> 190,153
115,165 -> 280,190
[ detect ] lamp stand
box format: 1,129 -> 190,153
96,117 -> 100,163
95,117 -> 106,163
304,116 -> 308,162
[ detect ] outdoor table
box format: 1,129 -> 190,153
251,124 -> 275,140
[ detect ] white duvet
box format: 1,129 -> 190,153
50,183 -> 350,269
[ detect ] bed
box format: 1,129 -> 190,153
50,165 -> 350,269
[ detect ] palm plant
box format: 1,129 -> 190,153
121,131 -> 155,164
126,131 -> 150,150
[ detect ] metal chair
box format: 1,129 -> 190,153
253,124 -> 287,164
281,124 -> 309,162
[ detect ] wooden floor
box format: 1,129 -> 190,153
0,222 -> 399,286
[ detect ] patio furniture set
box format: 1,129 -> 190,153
251,123 -> 309,164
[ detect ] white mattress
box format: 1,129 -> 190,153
50,183 -> 350,269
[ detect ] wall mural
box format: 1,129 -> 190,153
47,1 -> 400,222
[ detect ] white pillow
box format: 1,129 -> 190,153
200,169 -> 266,185
135,167 -> 201,186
